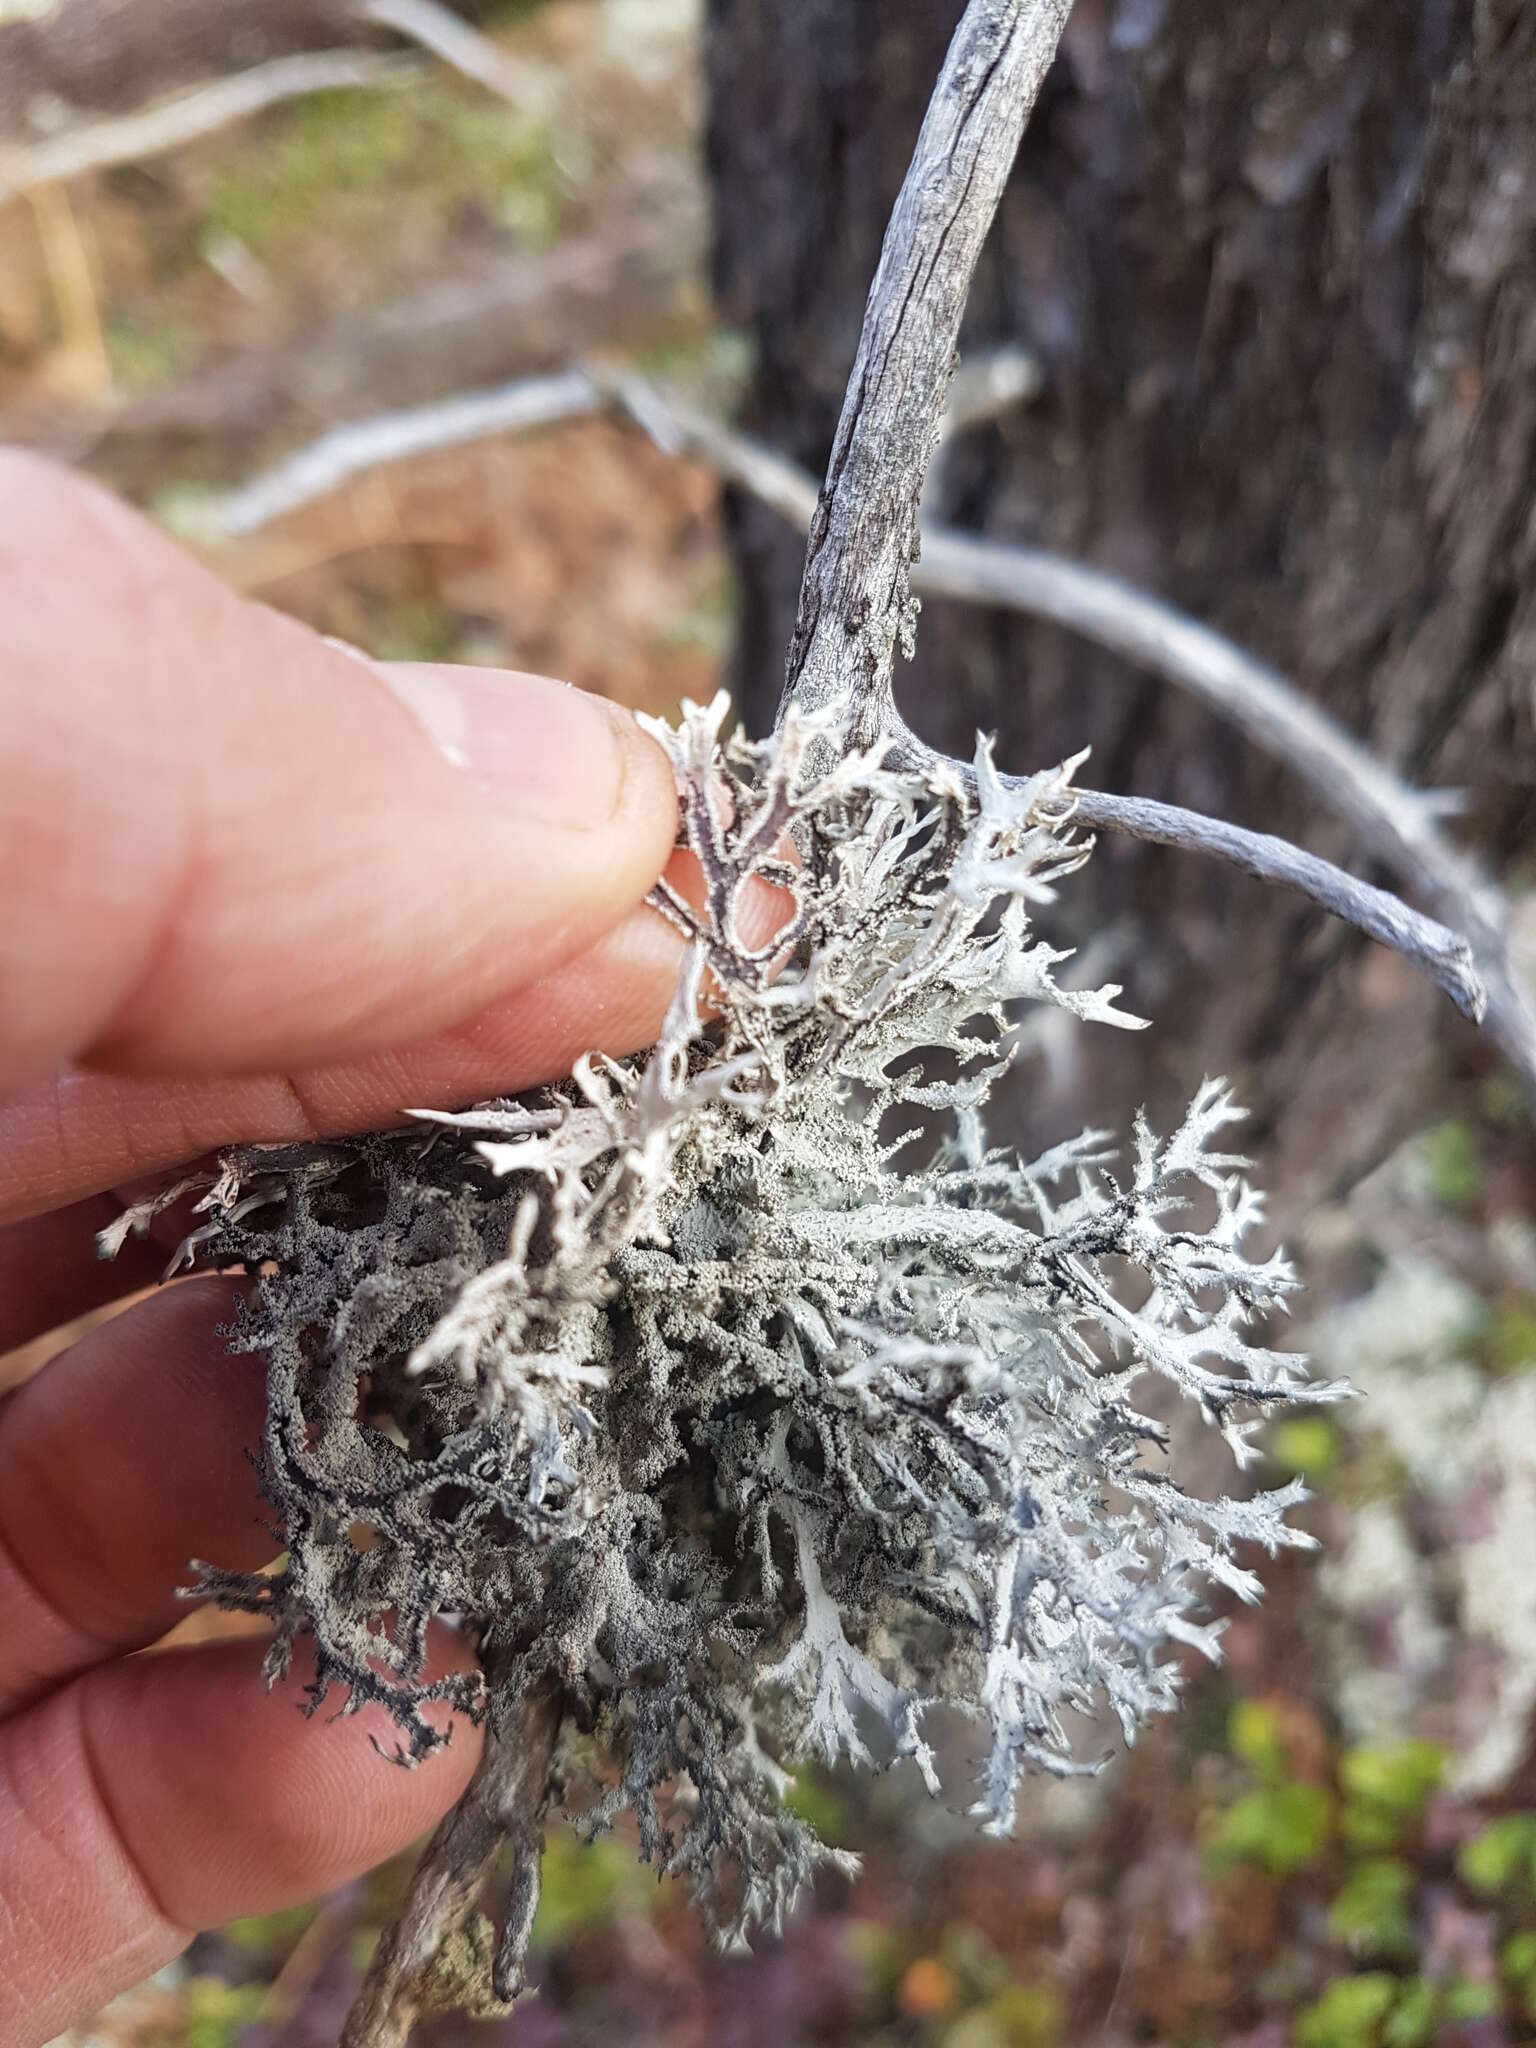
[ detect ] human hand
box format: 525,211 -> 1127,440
0,451 -> 692,2043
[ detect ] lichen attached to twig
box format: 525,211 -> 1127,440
141,692 -> 1337,2012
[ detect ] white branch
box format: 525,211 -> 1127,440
217,369 -> 599,534
0,49 -> 419,200
357,0 -> 554,114
909,528 -> 1535,1079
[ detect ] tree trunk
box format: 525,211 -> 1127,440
706,0 -> 1536,1212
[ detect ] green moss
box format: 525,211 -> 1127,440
206,81 -> 561,259
1209,1781 -> 1334,1878
105,316 -> 198,393
1338,1743 -> 1445,1852
1458,1814 -> 1536,1896
1327,1858 -> 1415,1959
1417,1119 -> 1482,1210
1294,1973 -> 1399,2048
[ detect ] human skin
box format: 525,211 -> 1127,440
0,450 -> 744,2042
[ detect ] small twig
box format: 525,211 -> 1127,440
358,0 -> 554,114
204,364 -> 1515,1038
1067,788 -> 1486,1022
908,527 -> 1536,1079
778,0 -> 1072,747
0,50 -> 419,200
217,369 -> 599,535
940,343 -> 1044,440
340,1672 -> 562,2048
885,724 -> 1486,1020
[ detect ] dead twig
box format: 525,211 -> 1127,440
206,358 -> 1519,1046
777,0 -> 1072,749
340,1672 -> 563,2048
0,49 -> 419,200
358,0 -> 553,114
1060,788 -> 1486,1023
217,369 -> 599,535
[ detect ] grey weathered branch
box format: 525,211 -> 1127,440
217,369 -> 600,535
748,0 -> 1520,1053
206,354 -> 1523,1050
778,0 -> 1072,748
0,0 -> 542,202
340,1673 -> 562,2048
908,533 -> 1534,1080
1065,789 -> 1487,1023
0,48 -> 418,200
358,0 -> 553,114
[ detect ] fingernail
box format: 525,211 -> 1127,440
378,665 -> 630,829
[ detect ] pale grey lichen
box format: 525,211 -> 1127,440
120,692 -> 1338,1951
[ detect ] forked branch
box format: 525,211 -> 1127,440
209,371 -> 1524,1063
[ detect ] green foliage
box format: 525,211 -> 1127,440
1269,1415 -> 1342,1483
1294,1972 -> 1399,2048
1338,1744 -> 1445,1852
371,596 -> 468,665
171,1975 -> 269,2048
784,1767 -> 849,1844
1457,1814 -> 1536,1896
531,1829 -> 653,1949
1442,1979 -> 1497,2022
207,82 -> 560,258
1417,1119 -> 1482,1210
1291,1970 -> 1501,2048
1230,1698 -> 1290,1781
105,316 -> 197,394
1379,1978 -> 1438,2048
1211,1781 -> 1335,1878
1327,1858 -> 1415,1959
1487,1296 -> 1536,1376
225,1901 -> 316,1956
942,1983 -> 1060,2048
1502,1930 -> 1536,2024
1212,1700 -> 1335,1877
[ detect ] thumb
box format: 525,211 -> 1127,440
0,452 -> 678,1090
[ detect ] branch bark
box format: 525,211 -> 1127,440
203,364 -> 1518,1047
777,0 -> 1072,747
1065,790 -> 1486,1025
340,1672 -> 562,2048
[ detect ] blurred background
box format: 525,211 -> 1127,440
5,0 -> 1535,2042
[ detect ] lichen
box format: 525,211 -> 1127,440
110,691 -> 1335,1963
